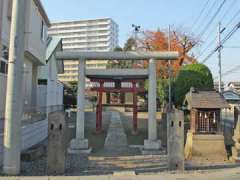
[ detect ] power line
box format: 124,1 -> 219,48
224,46 -> 240,48
202,0 -> 237,47
193,0 -> 219,34
201,21 -> 240,63
197,6 -> 240,60
197,36 -> 216,59
197,0 -> 227,39
225,8 -> 240,28
216,64 -> 240,78
220,0 -> 238,19
191,0 -> 211,32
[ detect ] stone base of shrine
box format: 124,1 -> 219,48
232,146 -> 240,163
185,131 -> 228,161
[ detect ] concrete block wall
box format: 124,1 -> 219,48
0,74 -> 7,119
0,119 -> 48,164
0,120 -> 3,164
21,119 -> 48,151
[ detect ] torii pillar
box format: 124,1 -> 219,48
68,59 -> 91,153
143,58 -> 161,153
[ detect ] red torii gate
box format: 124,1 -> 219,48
87,75 -> 147,134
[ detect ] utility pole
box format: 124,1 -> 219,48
218,22 -> 224,93
3,0 -> 26,175
168,25 -> 172,109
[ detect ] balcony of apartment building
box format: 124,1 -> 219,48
51,31 -> 111,38
62,36 -> 111,44
63,40 -> 110,47
49,25 -> 111,34
50,19 -> 111,30
63,42 -> 111,49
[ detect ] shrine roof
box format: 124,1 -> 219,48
86,69 -> 148,80
184,87 -> 230,109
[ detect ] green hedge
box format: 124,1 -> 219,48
173,63 -> 214,106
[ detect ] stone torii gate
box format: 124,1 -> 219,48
56,51 -> 178,153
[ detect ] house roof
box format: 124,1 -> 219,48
46,37 -> 64,74
46,37 -> 62,60
222,90 -> 240,101
184,88 -> 230,109
228,82 -> 240,87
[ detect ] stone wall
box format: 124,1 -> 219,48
185,132 -> 228,161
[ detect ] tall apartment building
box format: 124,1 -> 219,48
48,18 -> 119,83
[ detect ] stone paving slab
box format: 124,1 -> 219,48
103,112 -> 128,153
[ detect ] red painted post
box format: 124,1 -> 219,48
133,81 -> 138,134
96,92 -> 100,132
99,81 -> 104,131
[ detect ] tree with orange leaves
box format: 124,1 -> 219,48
141,28 -> 198,78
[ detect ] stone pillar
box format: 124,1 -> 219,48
143,59 -> 161,152
47,111 -> 67,175
68,59 -> 91,154
167,109 -> 184,171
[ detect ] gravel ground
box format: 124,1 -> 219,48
3,110 -> 239,176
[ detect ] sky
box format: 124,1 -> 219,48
41,0 -> 240,85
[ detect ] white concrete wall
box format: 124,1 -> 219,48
37,85 -> 47,109
25,0 -> 47,65
38,47 -> 64,113
0,74 -> 7,119
22,58 -> 33,111
0,120 -> 4,163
